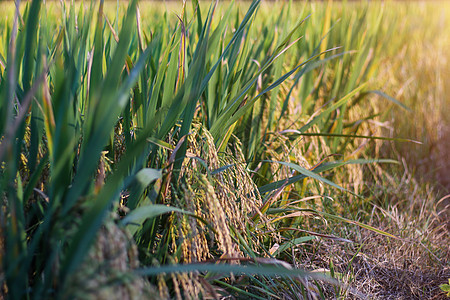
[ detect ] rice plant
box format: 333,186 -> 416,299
0,0 -> 447,299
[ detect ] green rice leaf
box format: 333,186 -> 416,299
299,83 -> 367,133
269,160 -> 358,196
273,236 -> 316,256
120,205 -> 191,226
367,90 -> 412,112
135,263 -> 333,283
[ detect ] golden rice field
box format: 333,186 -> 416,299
0,0 -> 449,299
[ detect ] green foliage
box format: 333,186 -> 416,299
440,279 -> 450,297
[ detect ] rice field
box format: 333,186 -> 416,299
0,0 -> 449,299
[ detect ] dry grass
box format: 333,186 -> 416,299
294,165 -> 450,299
